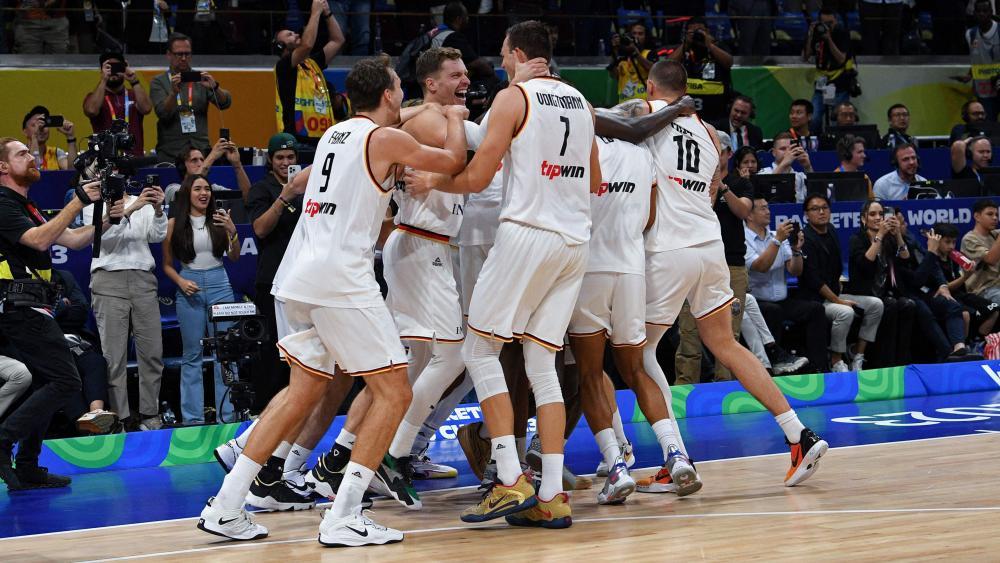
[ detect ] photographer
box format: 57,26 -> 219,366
0,137 -> 111,491
608,22 -> 655,103
668,17 -> 734,123
81,176 -> 167,431
802,8 -> 855,134
82,52 -> 151,157
162,174 -> 239,425
21,106 -> 76,171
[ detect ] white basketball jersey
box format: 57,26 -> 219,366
643,100 -> 721,253
458,116 -> 503,246
273,117 -> 394,307
588,136 -> 654,275
501,78 -> 594,246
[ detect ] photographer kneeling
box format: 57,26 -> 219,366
0,137 -> 112,491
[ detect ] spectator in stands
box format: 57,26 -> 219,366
162,174 -> 240,425
803,8 -> 853,133
329,0 -> 372,55
759,132 -> 813,202
668,17 -> 734,123
432,3 -> 495,86
13,0 -> 69,54
740,293 -> 810,375
961,199 -> 1000,305
733,145 -> 759,178
956,0 -> 1000,121
150,33 -> 233,164
834,101 -> 859,127
81,179 -> 167,432
916,230 -> 982,360
21,106 -> 76,171
744,196 -> 830,372
801,193 -> 884,371
951,135 -> 993,182
931,222 -> 1000,340
50,270 -> 119,435
860,0 -> 903,55
608,22 -> 655,103
274,0 -> 347,148
835,134 -> 874,199
246,133 -> 302,409
873,143 -> 926,201
785,99 -> 814,145
712,94 -> 763,151
882,103 -> 915,149
83,52 -> 151,157
0,353 -> 31,421
163,140 -> 250,206
728,0 -> 775,56
950,100 -> 988,144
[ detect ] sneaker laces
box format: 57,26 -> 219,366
356,508 -> 389,531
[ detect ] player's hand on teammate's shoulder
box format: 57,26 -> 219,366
672,95 -> 698,116
404,167 -> 435,197
445,105 -> 470,121
511,57 -> 549,84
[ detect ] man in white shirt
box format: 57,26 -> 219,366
758,131 -> 813,202
82,184 -> 167,430
873,142 -> 926,201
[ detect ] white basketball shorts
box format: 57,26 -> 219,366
569,272 -> 647,347
645,239 -> 735,326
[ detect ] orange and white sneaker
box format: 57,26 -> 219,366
635,466 -> 678,494
505,492 -> 573,529
785,428 -> 828,487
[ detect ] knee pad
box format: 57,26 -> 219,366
523,342 -> 563,407
410,343 -> 465,411
461,333 -> 507,401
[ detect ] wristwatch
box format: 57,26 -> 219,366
718,185 -> 730,197
770,238 -> 782,248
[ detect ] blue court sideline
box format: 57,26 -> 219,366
3,387 -> 1000,539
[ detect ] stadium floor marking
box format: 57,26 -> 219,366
2,430 -> 992,544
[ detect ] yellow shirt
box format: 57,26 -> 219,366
616,49 -> 652,103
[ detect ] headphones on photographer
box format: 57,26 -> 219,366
836,134 -> 862,162
273,32 -> 287,54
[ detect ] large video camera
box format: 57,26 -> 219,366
203,302 -> 269,419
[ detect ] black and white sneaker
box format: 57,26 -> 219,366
246,477 -> 315,511
197,496 -> 268,541
318,507 -> 403,547
304,450 -> 375,508
769,346 -> 810,375
213,438 -> 241,473
372,454 -> 421,510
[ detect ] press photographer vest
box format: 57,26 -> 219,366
275,57 -> 337,139
616,49 -> 652,103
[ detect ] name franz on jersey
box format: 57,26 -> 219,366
534,92 -> 586,110
304,199 -> 337,217
540,160 -> 586,180
595,180 -> 636,196
327,130 -> 352,145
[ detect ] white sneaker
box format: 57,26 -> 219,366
596,440 -> 635,477
851,353 -> 865,372
831,360 -> 849,373
318,508 -> 403,547
197,497 -> 268,541
665,446 -> 702,497
214,439 -> 241,473
597,456 -> 636,505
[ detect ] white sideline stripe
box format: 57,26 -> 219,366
981,364 -> 1000,388
76,507 -> 1000,562
2,430 -> 996,543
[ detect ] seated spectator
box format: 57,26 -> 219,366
873,143 -> 926,201
881,104 -> 915,149
802,8 -> 853,133
50,270 -> 119,435
82,52 -> 151,156
961,199 -> 1000,304
759,132 -> 813,202
916,230 -> 983,360
163,141 -> 249,206
21,106 -> 76,171
608,21 -> 655,103
435,3 -> 495,87
712,94 -> 762,151
930,222 -> 1000,339
668,16 -> 734,123
162,174 -> 240,425
950,100 -> 989,144
733,146 -> 759,178
785,99 -> 815,146
951,135 -> 993,182
800,193 -> 884,371
744,196 -> 830,372
834,134 -> 874,199
834,101 -> 859,127
0,353 -> 31,421
741,293 -> 810,375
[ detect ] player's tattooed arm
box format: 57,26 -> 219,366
594,95 -> 697,144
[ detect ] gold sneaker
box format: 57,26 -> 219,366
505,492 -> 573,529
460,473 -> 536,523
457,422 -> 492,481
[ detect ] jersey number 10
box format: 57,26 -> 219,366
672,135 -> 701,174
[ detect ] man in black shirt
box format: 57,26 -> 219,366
667,17 -> 734,123
437,2 -> 495,85
951,135 -> 993,183
274,0 -> 346,147
882,103 -> 915,149
0,137 -> 105,491
803,7 -> 853,134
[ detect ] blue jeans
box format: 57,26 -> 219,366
329,0 -> 371,55
175,266 -> 235,424
811,88 -> 850,134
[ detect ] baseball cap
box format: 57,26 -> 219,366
717,130 -> 733,153
268,133 -> 297,155
22,105 -> 49,129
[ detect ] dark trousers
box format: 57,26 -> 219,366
0,309 -> 81,466
252,283 -> 290,412
860,1 -> 903,55
758,297 -> 830,372
924,296 -> 966,352
63,346 -> 109,421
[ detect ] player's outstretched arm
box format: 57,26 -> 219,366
595,95 -> 697,144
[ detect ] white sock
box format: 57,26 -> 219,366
775,410 -> 806,443
273,440 -> 292,460
329,462 -> 374,519
651,418 -> 681,461
215,455 -> 261,511
515,436 -> 527,464
335,429 -> 356,450
233,419 -> 258,449
283,443 -> 312,473
594,428 -> 619,468
492,435 -> 521,486
538,453 -> 564,500
611,409 -> 627,445
388,420 -> 422,459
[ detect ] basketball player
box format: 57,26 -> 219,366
601,60 -> 829,491
406,20 -> 599,528
197,55 -> 469,547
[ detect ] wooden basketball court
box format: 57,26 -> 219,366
5,433 -> 998,562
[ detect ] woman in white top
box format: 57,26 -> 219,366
163,174 -> 241,425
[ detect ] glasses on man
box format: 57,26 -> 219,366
807,205 -> 830,212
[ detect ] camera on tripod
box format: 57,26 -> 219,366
203,302 -> 269,419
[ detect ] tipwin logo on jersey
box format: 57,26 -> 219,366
668,175 -> 707,193
304,199 -> 337,217
540,160 -> 585,180
595,180 -> 636,196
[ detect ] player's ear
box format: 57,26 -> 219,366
513,47 -> 528,64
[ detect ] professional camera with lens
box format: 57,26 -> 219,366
464,83 -> 489,106
203,316 -> 269,364
814,22 -> 829,36
692,29 -> 707,46
203,303 -> 269,417
73,119 -> 142,218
